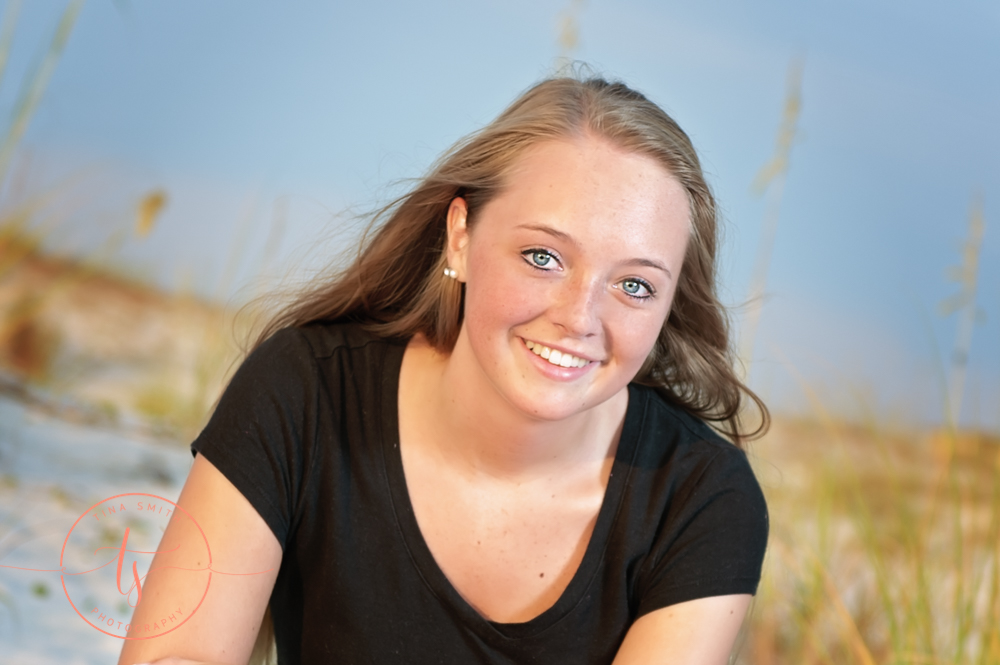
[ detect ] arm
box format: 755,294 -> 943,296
118,454 -> 283,665
612,594 -> 752,665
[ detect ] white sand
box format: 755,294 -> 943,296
0,396 -> 193,664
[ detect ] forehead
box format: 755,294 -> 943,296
478,136 -> 691,256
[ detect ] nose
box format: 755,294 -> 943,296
549,273 -> 603,338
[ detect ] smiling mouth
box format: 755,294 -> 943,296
523,340 -> 591,368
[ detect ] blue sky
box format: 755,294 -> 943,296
4,0 -> 999,428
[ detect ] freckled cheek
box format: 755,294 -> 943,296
464,262 -> 545,332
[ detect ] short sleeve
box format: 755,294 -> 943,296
635,444 -> 768,617
190,328 -> 319,550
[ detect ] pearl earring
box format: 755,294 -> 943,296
443,267 -> 457,279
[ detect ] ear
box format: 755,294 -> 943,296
445,197 -> 470,282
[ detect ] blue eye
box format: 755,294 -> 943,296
617,278 -> 654,299
523,249 -> 557,270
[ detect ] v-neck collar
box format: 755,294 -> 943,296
378,341 -> 646,642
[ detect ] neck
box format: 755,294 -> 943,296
403,333 -> 625,481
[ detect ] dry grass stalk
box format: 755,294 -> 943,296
938,194 -> 985,427
0,0 -> 85,185
739,58 -> 803,374
554,0 -> 586,73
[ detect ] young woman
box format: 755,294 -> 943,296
119,75 -> 768,665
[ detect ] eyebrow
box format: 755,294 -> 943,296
623,257 -> 673,279
516,223 -> 674,279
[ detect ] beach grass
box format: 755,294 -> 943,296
739,409 -> 1000,665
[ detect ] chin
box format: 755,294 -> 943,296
499,382 -> 619,423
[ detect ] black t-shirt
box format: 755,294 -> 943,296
191,323 -> 768,664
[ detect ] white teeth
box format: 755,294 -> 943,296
523,340 -> 589,368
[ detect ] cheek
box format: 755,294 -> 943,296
610,299 -> 672,373
462,257 -> 541,344
616,317 -> 662,367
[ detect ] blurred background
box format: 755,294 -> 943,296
0,1 -> 997,663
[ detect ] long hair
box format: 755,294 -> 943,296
251,76 -> 768,445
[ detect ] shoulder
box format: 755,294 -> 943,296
256,320 -> 401,360
191,322 -> 404,543
624,384 -> 768,568
623,385 -> 769,614
242,321 -> 406,380
213,322 -> 406,421
627,383 -> 757,486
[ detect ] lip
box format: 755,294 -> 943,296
518,337 -> 600,380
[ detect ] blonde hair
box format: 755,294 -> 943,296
253,75 -> 768,445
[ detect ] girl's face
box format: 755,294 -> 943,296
446,135 -> 691,422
